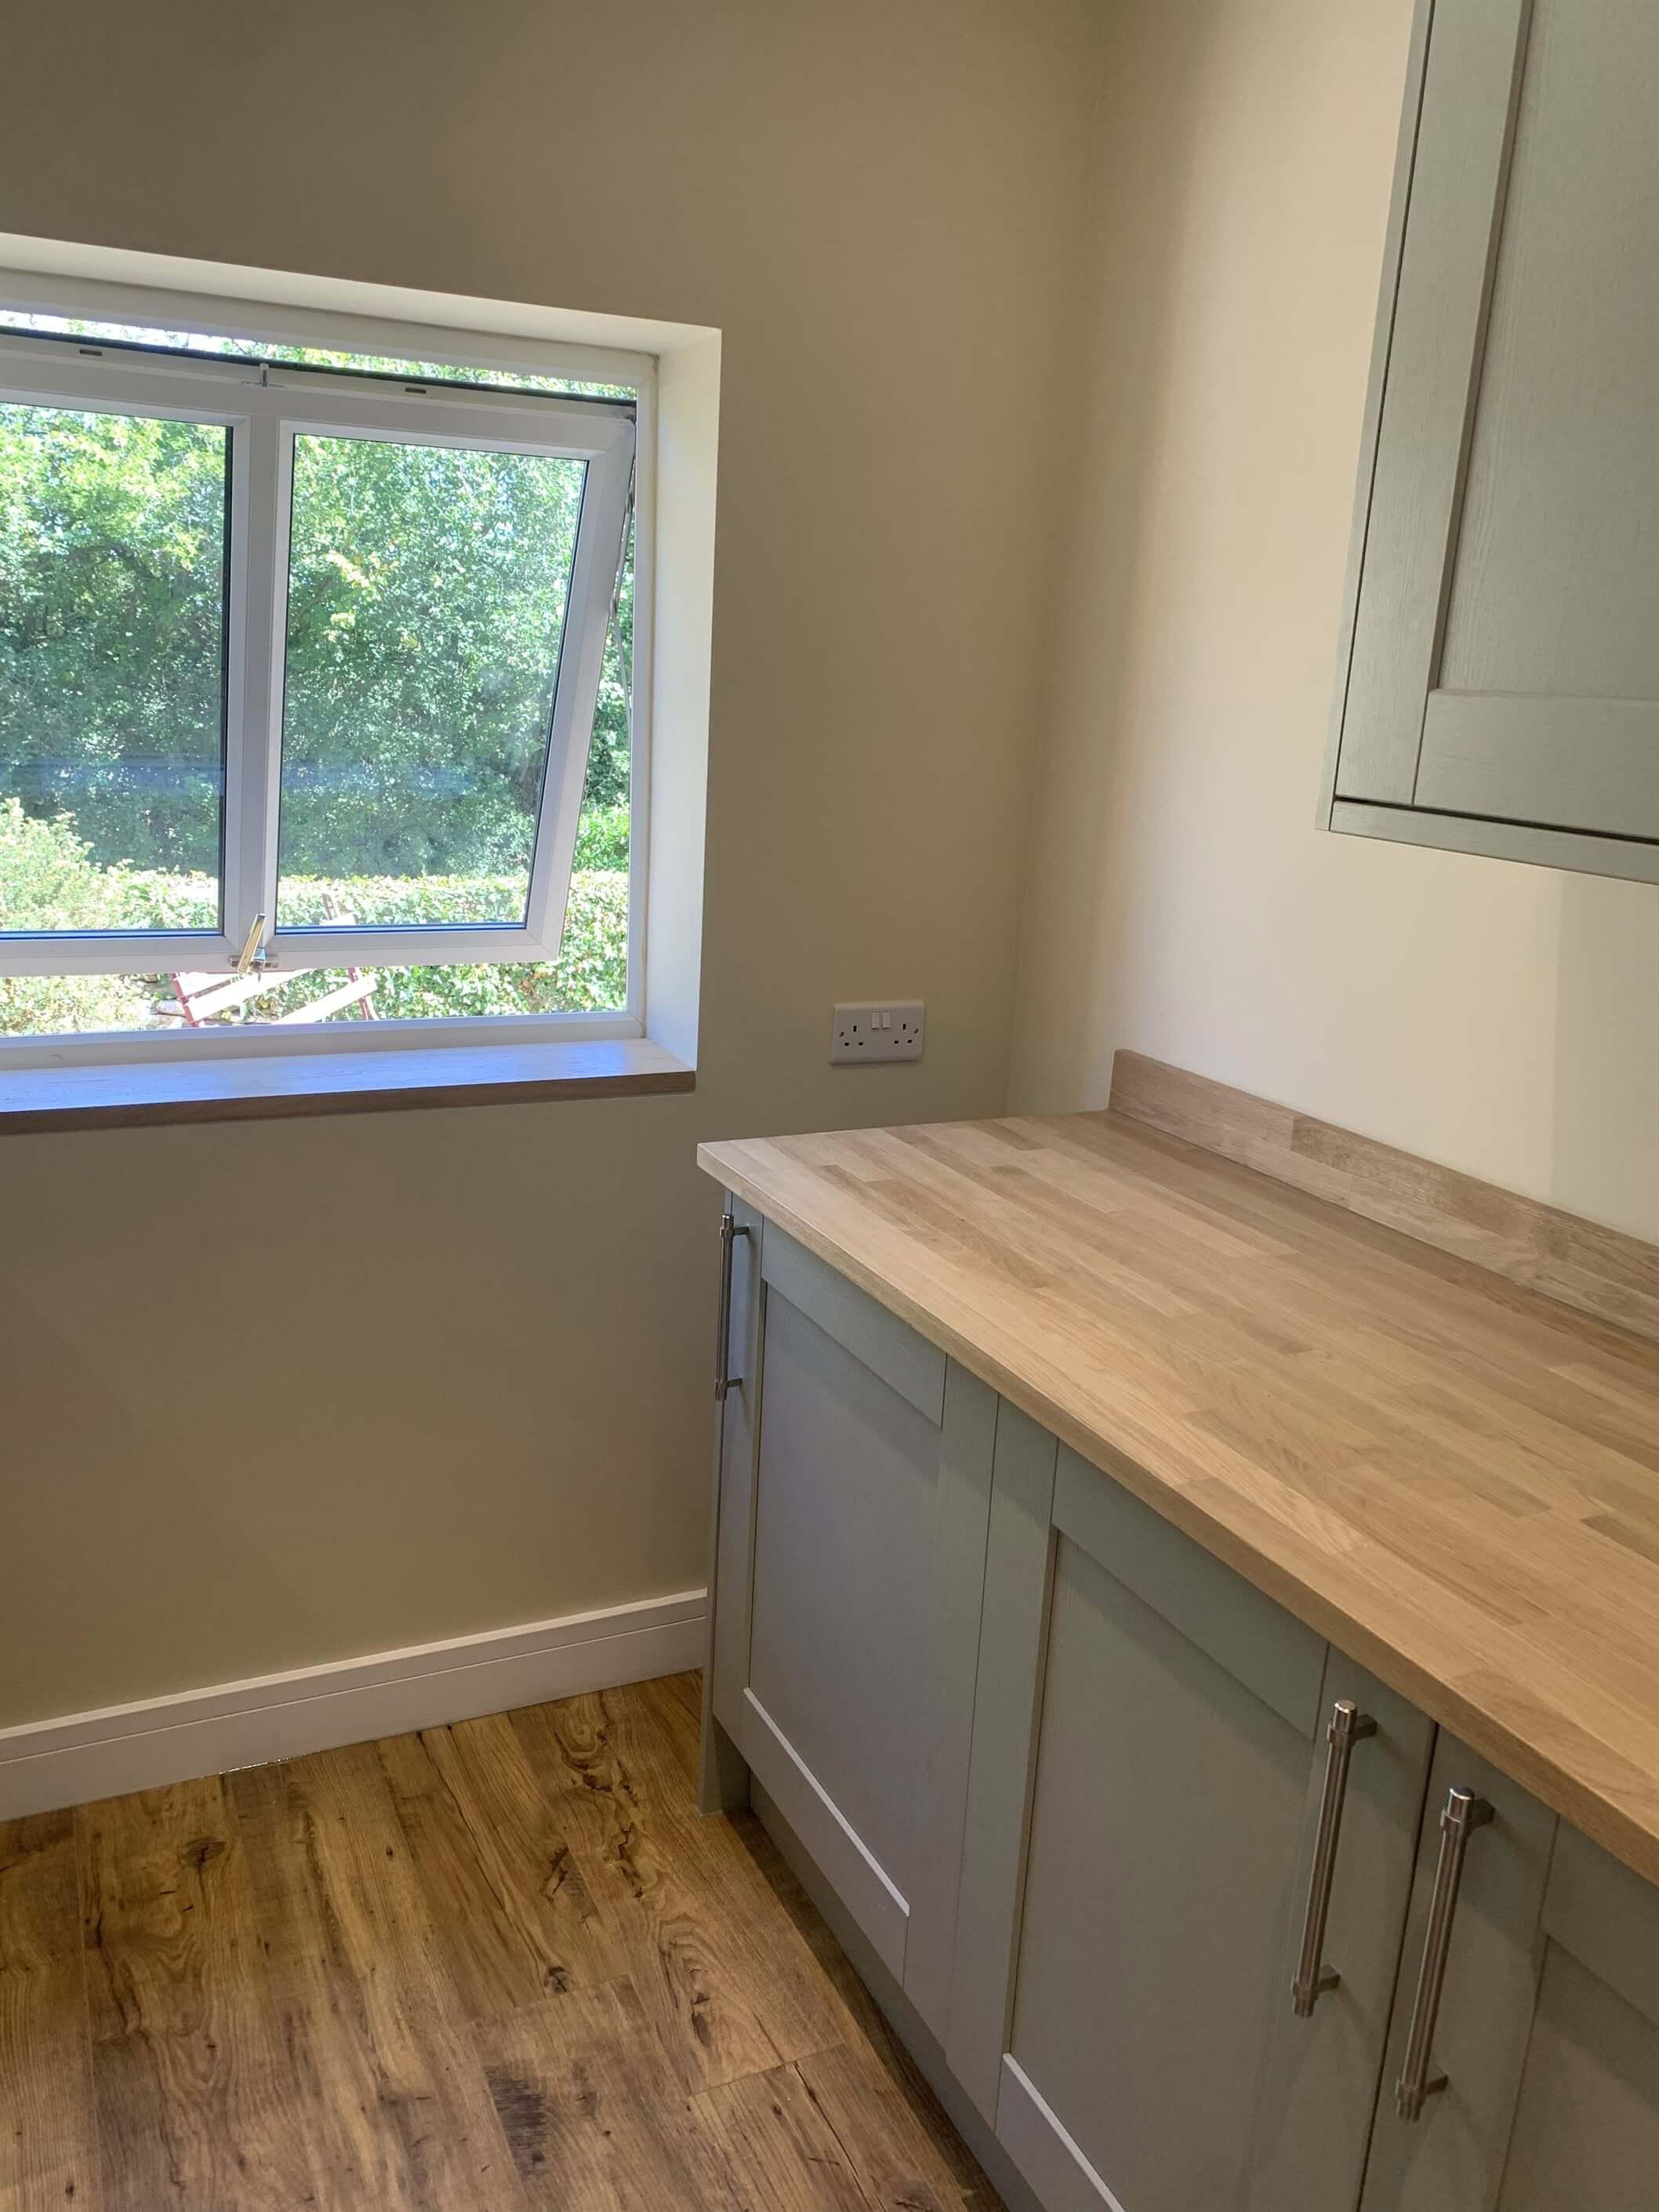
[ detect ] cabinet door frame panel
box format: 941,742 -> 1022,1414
953,1437 -> 1439,2211
1358,1732 -> 1556,2211
949,1405 -> 1061,2122
1320,0 -> 1659,880
707,1213 -> 996,2031
1333,0 -> 1533,807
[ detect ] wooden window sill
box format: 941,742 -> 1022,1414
0,1037 -> 695,1135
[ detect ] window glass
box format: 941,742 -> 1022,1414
0,537 -> 632,1038
275,434 -> 587,931
0,402 -> 229,937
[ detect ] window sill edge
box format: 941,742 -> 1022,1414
0,1037 -> 695,1135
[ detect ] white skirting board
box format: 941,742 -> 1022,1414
0,1589 -> 706,1821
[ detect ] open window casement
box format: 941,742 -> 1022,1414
0,333 -> 635,978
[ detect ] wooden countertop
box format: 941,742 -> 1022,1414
699,1071 -> 1659,1887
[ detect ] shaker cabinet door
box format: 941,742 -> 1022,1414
1362,1749 -> 1659,2212
950,1429 -> 1432,2212
1327,0 -> 1659,882
706,1213 -> 996,2042
1494,1826 -> 1659,2210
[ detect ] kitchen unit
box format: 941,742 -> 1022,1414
699,1054 -> 1659,2212
1323,0 -> 1659,881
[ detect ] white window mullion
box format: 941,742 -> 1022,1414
223,404 -> 288,970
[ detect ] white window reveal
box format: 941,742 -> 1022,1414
0,320 -> 640,1045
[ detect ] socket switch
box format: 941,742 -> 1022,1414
830,1001 -> 924,1064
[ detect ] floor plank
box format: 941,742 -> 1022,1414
77,1776 -> 316,2210
585,1789 -> 856,2092
734,1813 -> 989,2207
228,1744 -> 528,2212
476,1978 -> 746,2210
0,1812 -> 98,2212
696,2061 -> 873,2212
797,2040 -> 969,2212
507,1679 -> 691,1855
0,1676 -> 995,2212
380,1721 -> 619,2018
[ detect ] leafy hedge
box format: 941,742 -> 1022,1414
0,798 -> 629,1034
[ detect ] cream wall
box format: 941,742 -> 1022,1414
1011,0 -> 1659,1246
0,0 -> 1104,1726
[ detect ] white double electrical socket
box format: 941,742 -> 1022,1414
830,1001 -> 925,1064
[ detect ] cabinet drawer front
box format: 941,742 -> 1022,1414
761,1221 -> 946,1425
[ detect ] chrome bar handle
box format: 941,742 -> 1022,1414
1394,1787 -> 1494,2121
713,1210 -> 750,1402
1291,1699 -> 1377,2016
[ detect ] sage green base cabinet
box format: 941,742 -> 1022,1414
1362,1744 -> 1659,2212
948,1426 -> 1435,2212
702,1208 -> 1659,2210
703,1202 -> 996,2040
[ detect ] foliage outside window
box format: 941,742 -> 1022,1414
0,313 -> 640,1041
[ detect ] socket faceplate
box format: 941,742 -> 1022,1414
830,1002 -> 924,1064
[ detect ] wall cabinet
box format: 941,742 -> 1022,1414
1323,0 -> 1659,883
704,1195 -> 1659,2210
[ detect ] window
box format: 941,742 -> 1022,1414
0,314 -> 642,1050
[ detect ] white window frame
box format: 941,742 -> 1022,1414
0,307 -> 650,1059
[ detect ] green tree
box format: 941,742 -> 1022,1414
0,390 -> 632,881
0,799 -> 154,1031
0,404 -> 227,872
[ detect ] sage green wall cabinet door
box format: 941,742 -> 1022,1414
706,1217 -> 996,2043
1362,1754 -> 1659,2212
951,1436 -> 1434,2212
1325,0 -> 1659,883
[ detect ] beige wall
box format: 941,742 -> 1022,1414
0,0 -> 1104,1725
1013,0 -> 1659,1245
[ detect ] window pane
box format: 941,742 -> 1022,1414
0,506 -> 633,1040
276,434 -> 586,930
0,403 -> 228,937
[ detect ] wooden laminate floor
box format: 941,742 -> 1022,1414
0,1672 -> 996,2212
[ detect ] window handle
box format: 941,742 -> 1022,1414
234,912 -> 271,974
714,1210 -> 750,1402
1395,1788 -> 1494,2120
1291,1699 -> 1377,2015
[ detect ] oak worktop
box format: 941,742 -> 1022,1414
699,1072 -> 1659,1890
